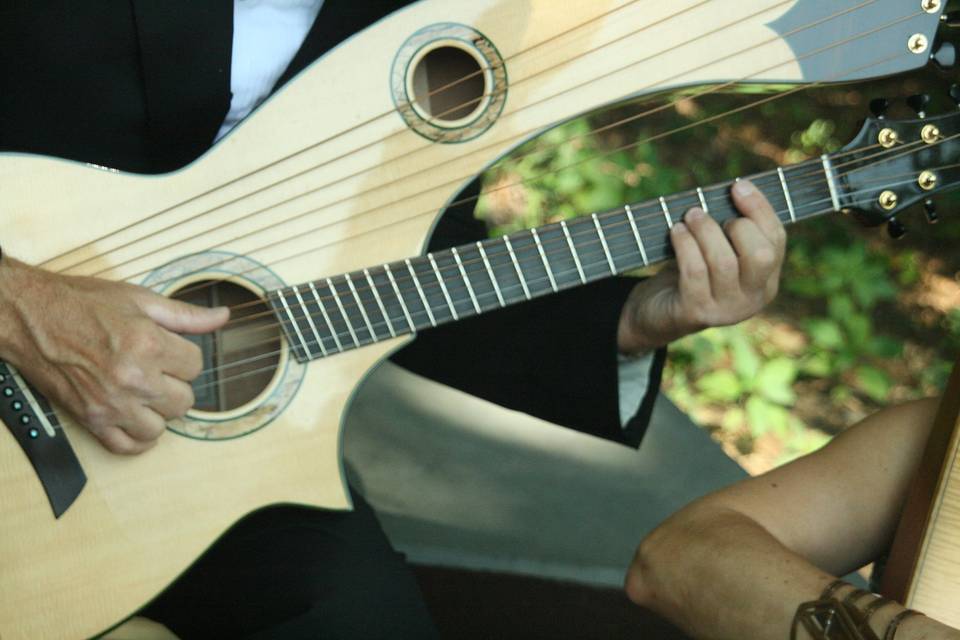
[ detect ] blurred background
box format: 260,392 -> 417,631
474,65 -> 960,477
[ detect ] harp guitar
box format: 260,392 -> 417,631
0,1 -> 949,638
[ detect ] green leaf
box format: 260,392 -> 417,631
827,295 -> 855,323
746,396 -> 789,439
730,333 -> 760,381
866,335 -> 903,358
843,313 -> 871,349
807,319 -> 844,350
854,366 -> 892,403
755,358 -> 798,405
800,351 -> 833,377
696,370 -> 743,403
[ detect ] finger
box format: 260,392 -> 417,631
146,374 -> 196,419
669,222 -> 711,304
116,404 -> 168,443
724,217 -> 779,293
730,179 -> 786,251
136,289 -> 230,335
156,330 -> 204,381
683,207 -> 739,298
94,424 -> 157,456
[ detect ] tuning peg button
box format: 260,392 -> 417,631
924,199 -> 939,224
907,94 -> 931,118
887,217 -> 906,239
870,98 -> 891,119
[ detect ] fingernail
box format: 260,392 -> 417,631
733,179 -> 755,197
673,222 -> 688,234
685,208 -> 704,222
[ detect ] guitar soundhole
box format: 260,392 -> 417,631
391,23 -> 507,143
411,45 -> 488,123
172,280 -> 281,413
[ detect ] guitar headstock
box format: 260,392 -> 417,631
833,90 -> 960,236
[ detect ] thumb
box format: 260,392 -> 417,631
137,291 -> 230,334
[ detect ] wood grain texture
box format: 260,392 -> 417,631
882,360 -> 960,627
1,1 -> 812,638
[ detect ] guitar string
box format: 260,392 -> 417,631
58,1 -> 904,286
202,137 -> 916,343
94,5 -> 914,297
27,161 -> 950,427
109,41 -> 912,323
140,170 -> 960,399
129,39 -> 910,323
182,156 -> 959,375
39,0 -> 671,270
35,155 -> 950,428
38,0 -> 717,271
144,131 -> 925,345
49,0 -> 863,276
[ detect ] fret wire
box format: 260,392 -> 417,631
384,263 -> 416,333
405,259 -> 437,327
530,228 -> 558,292
696,187 -> 709,213
364,268 -> 396,338
327,277 -> 360,347
659,196 -> 673,229
476,242 -> 506,308
503,235 -> 532,300
623,205 -> 649,266
560,220 -> 587,284
777,167 -> 797,223
292,284 -> 328,357
821,154 -> 841,212
592,213 -> 617,275
451,247 -> 481,315
309,281 -> 343,352
276,291 -> 311,360
344,273 -> 378,343
427,253 -> 459,320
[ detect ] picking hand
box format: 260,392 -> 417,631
0,258 -> 229,454
617,179 -> 785,353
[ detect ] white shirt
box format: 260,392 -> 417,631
218,0 -> 655,428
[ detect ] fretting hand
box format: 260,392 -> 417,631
617,179 -> 785,353
0,257 -> 229,454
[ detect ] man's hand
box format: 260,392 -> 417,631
618,179 -> 785,354
0,257 -> 229,454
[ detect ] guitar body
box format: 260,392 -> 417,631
0,1 -> 943,637
882,360 -> 960,628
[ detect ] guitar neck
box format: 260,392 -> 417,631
268,156 -> 839,362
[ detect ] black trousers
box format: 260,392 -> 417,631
141,494 -> 438,639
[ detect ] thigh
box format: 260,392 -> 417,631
142,494 -> 437,639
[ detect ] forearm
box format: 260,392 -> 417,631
626,505 -> 960,640
626,505 -> 832,639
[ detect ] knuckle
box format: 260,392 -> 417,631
751,247 -> 777,270
111,361 -> 146,390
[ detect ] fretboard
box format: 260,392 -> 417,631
269,155 -> 840,362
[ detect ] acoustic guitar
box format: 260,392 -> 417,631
880,358 -> 960,628
0,1 -> 951,637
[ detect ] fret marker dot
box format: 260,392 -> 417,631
20,415 -> 30,425
3,388 -> 13,397
11,400 -> 22,411
28,428 -> 39,439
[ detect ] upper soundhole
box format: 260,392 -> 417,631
410,43 -> 488,124
391,23 -> 508,143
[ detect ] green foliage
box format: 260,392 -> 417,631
474,70 -> 959,469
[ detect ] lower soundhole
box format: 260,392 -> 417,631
173,280 -> 281,413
